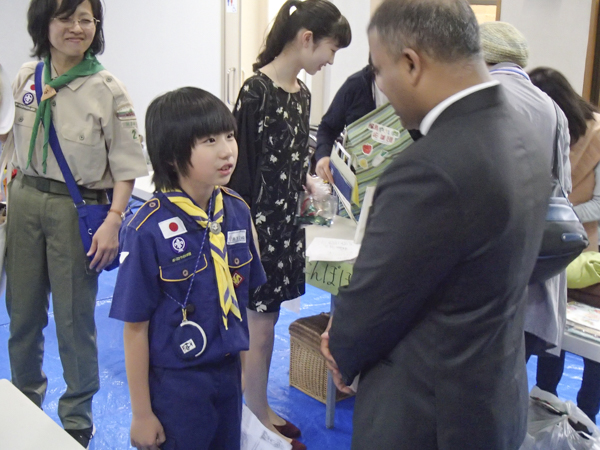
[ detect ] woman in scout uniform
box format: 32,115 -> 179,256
110,87 -> 266,450
2,0 -> 148,447
228,1 -> 350,446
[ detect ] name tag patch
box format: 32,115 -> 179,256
227,230 -> 246,245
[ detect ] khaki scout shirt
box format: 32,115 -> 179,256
5,61 -> 148,190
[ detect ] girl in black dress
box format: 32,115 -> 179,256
228,1 -> 350,447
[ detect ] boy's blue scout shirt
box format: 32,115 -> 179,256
109,187 -> 266,369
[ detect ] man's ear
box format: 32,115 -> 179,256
402,48 -> 423,87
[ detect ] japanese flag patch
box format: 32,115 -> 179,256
158,217 -> 188,239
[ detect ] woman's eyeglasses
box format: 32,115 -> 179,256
52,17 -> 100,30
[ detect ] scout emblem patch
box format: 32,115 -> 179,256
22,92 -> 34,106
172,236 -> 186,253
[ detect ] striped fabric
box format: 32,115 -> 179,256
340,103 -> 413,218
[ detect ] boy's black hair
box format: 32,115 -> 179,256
28,0 -> 105,58
146,87 -> 237,191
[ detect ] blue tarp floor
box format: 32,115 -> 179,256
0,270 -> 593,449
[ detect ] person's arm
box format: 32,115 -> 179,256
88,179 -> 134,271
574,162 -> 600,222
124,321 -> 166,450
228,79 -> 265,206
328,158 -> 463,384
315,83 -> 352,184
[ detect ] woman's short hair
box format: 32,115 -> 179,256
529,67 -> 597,144
28,0 -> 105,59
146,87 -> 238,191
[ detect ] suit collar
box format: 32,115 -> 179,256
420,81 -> 499,135
423,83 -> 504,135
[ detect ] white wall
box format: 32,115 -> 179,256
325,0 -> 371,107
0,0 -> 223,135
500,0 -> 593,95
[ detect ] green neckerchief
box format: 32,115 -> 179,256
28,50 -> 104,173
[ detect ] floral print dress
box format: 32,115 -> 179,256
229,72 -> 311,313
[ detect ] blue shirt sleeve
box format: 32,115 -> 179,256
110,224 -> 162,323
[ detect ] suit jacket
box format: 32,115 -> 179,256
329,85 -> 551,450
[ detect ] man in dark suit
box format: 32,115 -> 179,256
320,0 -> 551,448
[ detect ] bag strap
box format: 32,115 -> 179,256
550,101 -> 568,199
34,61 -> 86,207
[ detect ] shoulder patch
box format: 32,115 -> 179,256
128,198 -> 161,231
221,187 -> 249,209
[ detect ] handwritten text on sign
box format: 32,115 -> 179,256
306,260 -> 353,295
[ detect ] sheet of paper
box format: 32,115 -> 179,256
306,237 -> 361,262
354,185 -> 376,244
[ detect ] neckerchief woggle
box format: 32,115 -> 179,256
28,50 -> 104,173
163,187 -> 242,329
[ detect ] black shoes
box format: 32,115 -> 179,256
65,425 -> 96,449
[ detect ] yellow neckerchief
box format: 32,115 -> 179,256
163,187 -> 242,329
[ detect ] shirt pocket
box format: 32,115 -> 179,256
228,244 -> 253,303
228,244 -> 253,270
159,255 -> 209,300
60,122 -> 102,148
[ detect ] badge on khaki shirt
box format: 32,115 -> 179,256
116,107 -> 136,121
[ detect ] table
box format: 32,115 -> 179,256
305,216 -> 357,429
132,173 -> 155,201
0,379 -> 83,449
562,330 -> 600,362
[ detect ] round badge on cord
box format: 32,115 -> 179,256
172,319 -> 207,360
0,63 -> 15,135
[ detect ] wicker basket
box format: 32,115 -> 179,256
289,313 -> 354,404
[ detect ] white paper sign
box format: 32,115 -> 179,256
241,405 -> 292,450
306,237 -> 361,262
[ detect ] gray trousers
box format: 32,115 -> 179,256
6,175 -> 100,430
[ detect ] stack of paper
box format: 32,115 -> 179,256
566,301 -> 600,340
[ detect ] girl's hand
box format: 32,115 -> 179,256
130,412 -> 166,450
88,212 -> 121,271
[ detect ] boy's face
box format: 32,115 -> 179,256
182,131 -> 238,190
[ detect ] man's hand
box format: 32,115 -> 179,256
320,315 -> 355,394
130,412 -> 166,450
